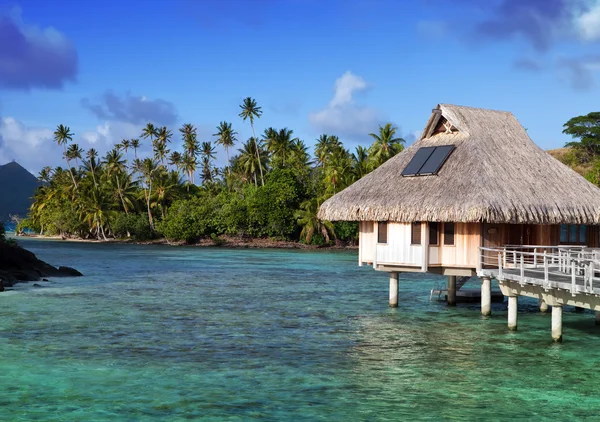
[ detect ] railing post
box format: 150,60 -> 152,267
503,247 -> 507,269
498,253 -> 503,279
534,248 -> 538,268
477,247 -> 482,273
513,250 -> 517,268
544,252 -> 549,288
590,261 -> 595,292
520,254 -> 525,282
571,260 -> 576,295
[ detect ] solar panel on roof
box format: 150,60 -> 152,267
417,145 -> 455,175
401,146 -> 435,176
401,145 -> 455,177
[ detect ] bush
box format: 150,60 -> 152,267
245,169 -> 302,239
334,221 -> 358,243
111,213 -> 155,241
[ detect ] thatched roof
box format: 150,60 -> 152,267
318,104 -> 600,224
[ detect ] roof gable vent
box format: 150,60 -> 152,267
433,117 -> 458,135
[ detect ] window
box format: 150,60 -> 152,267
377,222 -> 388,244
444,222 -> 455,245
411,222 -> 421,245
560,224 -> 588,245
429,222 -> 439,245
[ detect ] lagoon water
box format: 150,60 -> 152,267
2,239 -> 600,420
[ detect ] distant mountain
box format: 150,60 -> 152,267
0,162 -> 39,222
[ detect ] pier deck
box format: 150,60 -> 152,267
477,246 -> 600,341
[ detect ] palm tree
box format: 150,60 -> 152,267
153,139 -> 170,166
136,157 -> 160,230
213,121 -> 238,175
66,143 -> 83,168
130,138 -> 141,159
104,148 -> 130,214
181,125 -> 199,184
271,128 -> 296,168
352,145 -> 370,179
168,151 -> 183,171
239,97 -> 264,185
295,197 -> 335,244
200,141 -> 216,183
37,166 -> 53,183
314,134 -> 341,168
85,148 -> 99,187
237,137 -> 267,186
151,169 -> 183,219
120,139 -> 131,164
53,124 -> 78,189
367,123 -> 405,168
141,123 -> 157,143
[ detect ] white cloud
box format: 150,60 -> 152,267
0,117 -> 150,174
575,1 -> 600,41
309,71 -> 382,138
0,117 -> 55,173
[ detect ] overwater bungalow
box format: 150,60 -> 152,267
319,104 -> 600,341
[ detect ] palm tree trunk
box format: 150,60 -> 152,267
226,147 -> 231,176
63,146 -> 78,190
115,175 -> 129,215
251,123 -> 264,185
146,182 -> 154,230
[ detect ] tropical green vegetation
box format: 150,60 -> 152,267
559,112 -> 600,184
22,98 -> 405,245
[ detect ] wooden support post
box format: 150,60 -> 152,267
389,272 -> 399,308
552,305 -> 563,342
421,223 -> 429,272
508,295 -> 518,331
447,275 -> 456,306
539,299 -> 549,313
481,276 -> 491,316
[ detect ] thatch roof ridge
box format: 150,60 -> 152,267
318,104 -> 600,224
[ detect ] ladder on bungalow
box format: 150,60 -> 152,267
430,276 -> 471,301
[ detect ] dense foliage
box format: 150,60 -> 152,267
562,112 -> 600,184
25,98 -> 405,245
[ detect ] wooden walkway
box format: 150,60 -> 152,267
477,246 -> 600,341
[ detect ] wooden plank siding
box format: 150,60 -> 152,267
360,221 -> 600,271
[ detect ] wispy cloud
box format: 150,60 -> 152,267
309,71 -> 382,139
81,91 -> 178,126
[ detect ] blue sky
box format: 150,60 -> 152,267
1,0 -> 600,173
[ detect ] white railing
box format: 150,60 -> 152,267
478,245 -> 600,295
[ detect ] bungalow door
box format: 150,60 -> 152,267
508,224 -> 537,246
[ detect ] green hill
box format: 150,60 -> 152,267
0,162 -> 39,222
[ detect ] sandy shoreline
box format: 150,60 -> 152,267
14,234 -> 358,251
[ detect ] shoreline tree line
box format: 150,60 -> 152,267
21,97 -> 405,245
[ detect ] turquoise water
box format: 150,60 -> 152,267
2,239 -> 600,421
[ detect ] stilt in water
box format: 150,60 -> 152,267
508,295 -> 518,331
447,275 -> 456,306
481,276 -> 491,316
389,272 -> 399,308
595,311 -> 600,326
552,305 -> 563,342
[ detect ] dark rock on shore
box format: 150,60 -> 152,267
57,266 -> 83,277
0,243 -> 82,288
